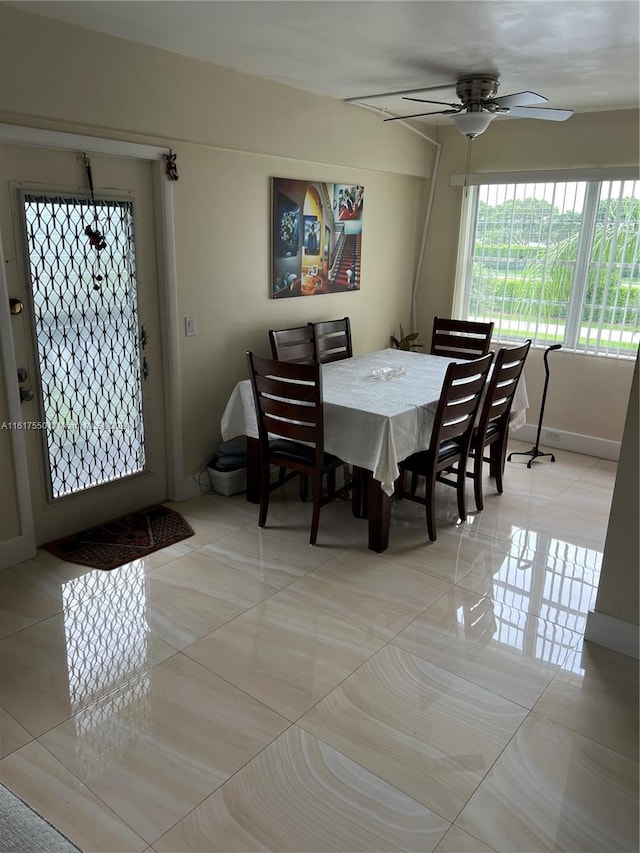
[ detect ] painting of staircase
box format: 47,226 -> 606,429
332,234 -> 361,290
272,178 -> 364,298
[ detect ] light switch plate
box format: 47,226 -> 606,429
185,317 -> 196,336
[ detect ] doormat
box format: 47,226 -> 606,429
43,505 -> 194,571
0,780 -> 83,852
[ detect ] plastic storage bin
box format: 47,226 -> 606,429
207,466 -> 247,497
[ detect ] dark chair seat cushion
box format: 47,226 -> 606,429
402,439 -> 463,474
401,450 -> 427,473
270,439 -> 342,468
473,421 -> 500,439
438,439 -> 463,461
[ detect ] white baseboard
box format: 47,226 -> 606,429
584,610 -> 639,659
0,535 -> 37,571
513,424 -> 620,461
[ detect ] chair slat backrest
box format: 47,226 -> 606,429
312,317 -> 352,363
430,353 -> 494,452
476,340 -> 531,438
269,325 -> 317,364
247,352 -> 324,455
431,317 -> 494,360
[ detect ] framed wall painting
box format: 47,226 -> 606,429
271,178 -> 364,298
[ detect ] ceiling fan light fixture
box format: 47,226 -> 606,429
452,111 -> 495,138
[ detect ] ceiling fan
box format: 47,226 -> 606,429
383,74 -> 573,137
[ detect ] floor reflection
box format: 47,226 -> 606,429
69,671 -> 152,781
456,526 -> 601,663
61,561 -> 150,712
489,527 -> 599,634
454,593 -> 580,667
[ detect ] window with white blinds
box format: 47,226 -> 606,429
458,178 -> 640,358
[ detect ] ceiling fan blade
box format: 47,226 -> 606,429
383,109 -> 460,121
402,97 -> 461,107
491,91 -> 548,108
505,106 -> 574,121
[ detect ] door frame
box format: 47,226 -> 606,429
0,124 -> 184,568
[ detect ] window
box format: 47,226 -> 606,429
22,193 -> 145,498
456,177 -> 640,358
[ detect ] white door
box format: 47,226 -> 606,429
0,144 -> 167,547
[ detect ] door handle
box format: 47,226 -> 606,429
20,387 -> 34,403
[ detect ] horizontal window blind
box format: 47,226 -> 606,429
460,178 -> 640,358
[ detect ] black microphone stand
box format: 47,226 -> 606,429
508,344 -> 562,469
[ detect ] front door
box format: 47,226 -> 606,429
0,144 -> 167,546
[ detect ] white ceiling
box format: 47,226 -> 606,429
6,0 -> 640,124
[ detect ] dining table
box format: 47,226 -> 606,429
220,348 -> 528,552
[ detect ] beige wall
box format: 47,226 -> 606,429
420,110 -> 639,444
0,5 -> 432,483
593,354 -> 639,628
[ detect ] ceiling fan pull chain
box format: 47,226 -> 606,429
463,137 -> 473,197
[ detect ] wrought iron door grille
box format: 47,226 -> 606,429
22,193 -> 146,498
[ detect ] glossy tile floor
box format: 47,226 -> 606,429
1,440 -> 638,852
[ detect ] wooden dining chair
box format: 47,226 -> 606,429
312,317 -> 353,363
246,352 -> 351,545
396,353 -> 494,541
269,325 -> 317,363
430,316 -> 494,360
467,340 -> 531,511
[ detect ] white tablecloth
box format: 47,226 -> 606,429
221,349 -> 528,496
